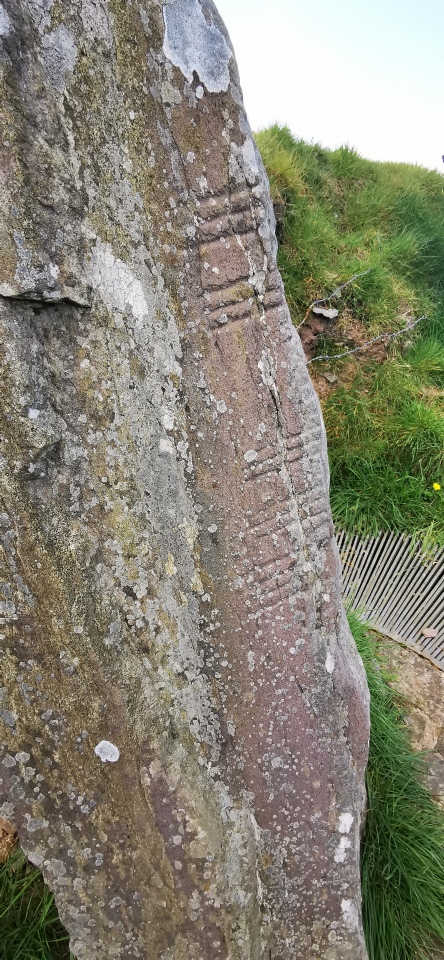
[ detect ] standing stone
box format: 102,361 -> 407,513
0,2 -> 369,957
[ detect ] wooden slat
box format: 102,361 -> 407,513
337,529 -> 444,670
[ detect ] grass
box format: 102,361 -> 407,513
348,612 -> 444,960
0,847 -> 72,960
257,126 -> 444,546
324,343 -> 444,545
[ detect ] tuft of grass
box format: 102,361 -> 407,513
348,612 -> 444,960
0,846 -> 73,960
405,337 -> 444,385
255,125 -> 442,330
257,126 -> 444,546
323,356 -> 444,545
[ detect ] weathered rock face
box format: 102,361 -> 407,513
382,641 -> 444,810
0,2 -> 369,957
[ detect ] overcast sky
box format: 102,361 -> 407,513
216,0 -> 444,172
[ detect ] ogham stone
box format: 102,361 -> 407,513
0,1 -> 370,957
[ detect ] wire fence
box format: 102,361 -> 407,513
306,315 -> 427,365
298,268 -> 427,365
297,268 -> 373,330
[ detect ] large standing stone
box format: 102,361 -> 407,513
0,2 -> 369,956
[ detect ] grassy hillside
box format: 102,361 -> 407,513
257,127 -> 444,547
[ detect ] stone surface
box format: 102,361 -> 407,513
378,640 -> 444,960
381,640 -> 444,810
0,2 -> 369,957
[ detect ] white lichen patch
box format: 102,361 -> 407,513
229,138 -> 260,188
159,437 -> 174,455
0,3 -> 11,36
90,242 -> 149,325
337,812 -> 354,834
341,897 -> 361,933
240,138 -> 260,184
94,741 -> 120,763
163,0 -> 232,93
334,836 -> 351,863
325,652 -> 335,674
162,411 -> 175,430
247,650 -> 255,672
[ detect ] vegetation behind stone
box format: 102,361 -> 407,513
257,127 -> 444,546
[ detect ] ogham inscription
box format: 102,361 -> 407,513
168,59 -> 369,950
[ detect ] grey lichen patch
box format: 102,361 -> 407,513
40,24 -> 78,93
0,708 -> 18,729
22,0 -> 54,33
79,0 -> 114,48
163,0 -> 232,93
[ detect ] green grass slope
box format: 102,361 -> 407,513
257,127 -> 444,546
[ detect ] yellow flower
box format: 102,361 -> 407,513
433,482 -> 441,491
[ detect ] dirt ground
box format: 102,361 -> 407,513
299,308 -> 392,400
0,816 -> 17,864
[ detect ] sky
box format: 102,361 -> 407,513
216,0 -> 444,172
